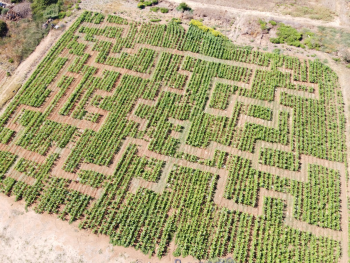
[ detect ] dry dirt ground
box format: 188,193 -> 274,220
0,194 -> 157,263
1,1 -> 350,263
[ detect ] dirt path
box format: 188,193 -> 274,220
166,0 -> 349,28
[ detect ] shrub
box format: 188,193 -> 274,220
8,58 -> 14,63
270,23 -> 303,47
190,19 -> 226,38
160,8 -> 169,13
150,7 -> 159,12
342,49 -> 350,63
137,3 -> 145,9
1,8 -> 9,15
32,0 -> 58,16
172,18 -> 182,24
150,19 -> 161,22
273,48 -> 281,55
269,20 -> 277,26
259,19 -> 267,31
177,2 -> 192,12
302,31 -> 320,49
58,11 -> 66,19
0,20 -> 8,37
144,1 -> 153,6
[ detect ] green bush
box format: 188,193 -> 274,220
172,18 -> 182,24
58,11 -> 66,19
150,19 -> 161,22
43,4 -> 59,18
160,7 -> 169,13
177,2 -> 192,12
270,23 -> 303,48
8,58 -> 14,63
259,19 -> 267,31
32,0 -> 58,17
272,48 -> 281,55
137,2 -> 145,9
302,31 -> 320,49
0,20 -> 8,37
269,20 -> 277,26
150,7 -> 159,12
1,8 -> 9,15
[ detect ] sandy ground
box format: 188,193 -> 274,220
0,194 -> 180,263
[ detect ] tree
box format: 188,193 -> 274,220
31,0 -> 58,16
0,20 -> 8,37
177,2 -> 192,12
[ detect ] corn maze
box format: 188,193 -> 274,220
0,11 -> 348,262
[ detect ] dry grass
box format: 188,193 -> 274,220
280,4 -> 335,21
0,18 -> 49,70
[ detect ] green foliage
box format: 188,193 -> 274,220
0,20 -> 8,37
1,8 -> 9,15
137,2 -> 145,9
302,30 -> 320,49
0,151 -> 17,177
258,19 -> 267,31
247,104 -> 273,121
177,2 -> 192,12
269,20 -> 277,26
259,148 -> 300,171
43,4 -> 59,18
160,7 -> 169,13
150,6 -> 159,12
270,23 -> 304,47
150,19 -> 161,22
31,0 -> 58,17
190,19 -> 226,38
58,11 -> 66,19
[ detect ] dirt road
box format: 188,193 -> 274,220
166,0 -> 350,28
